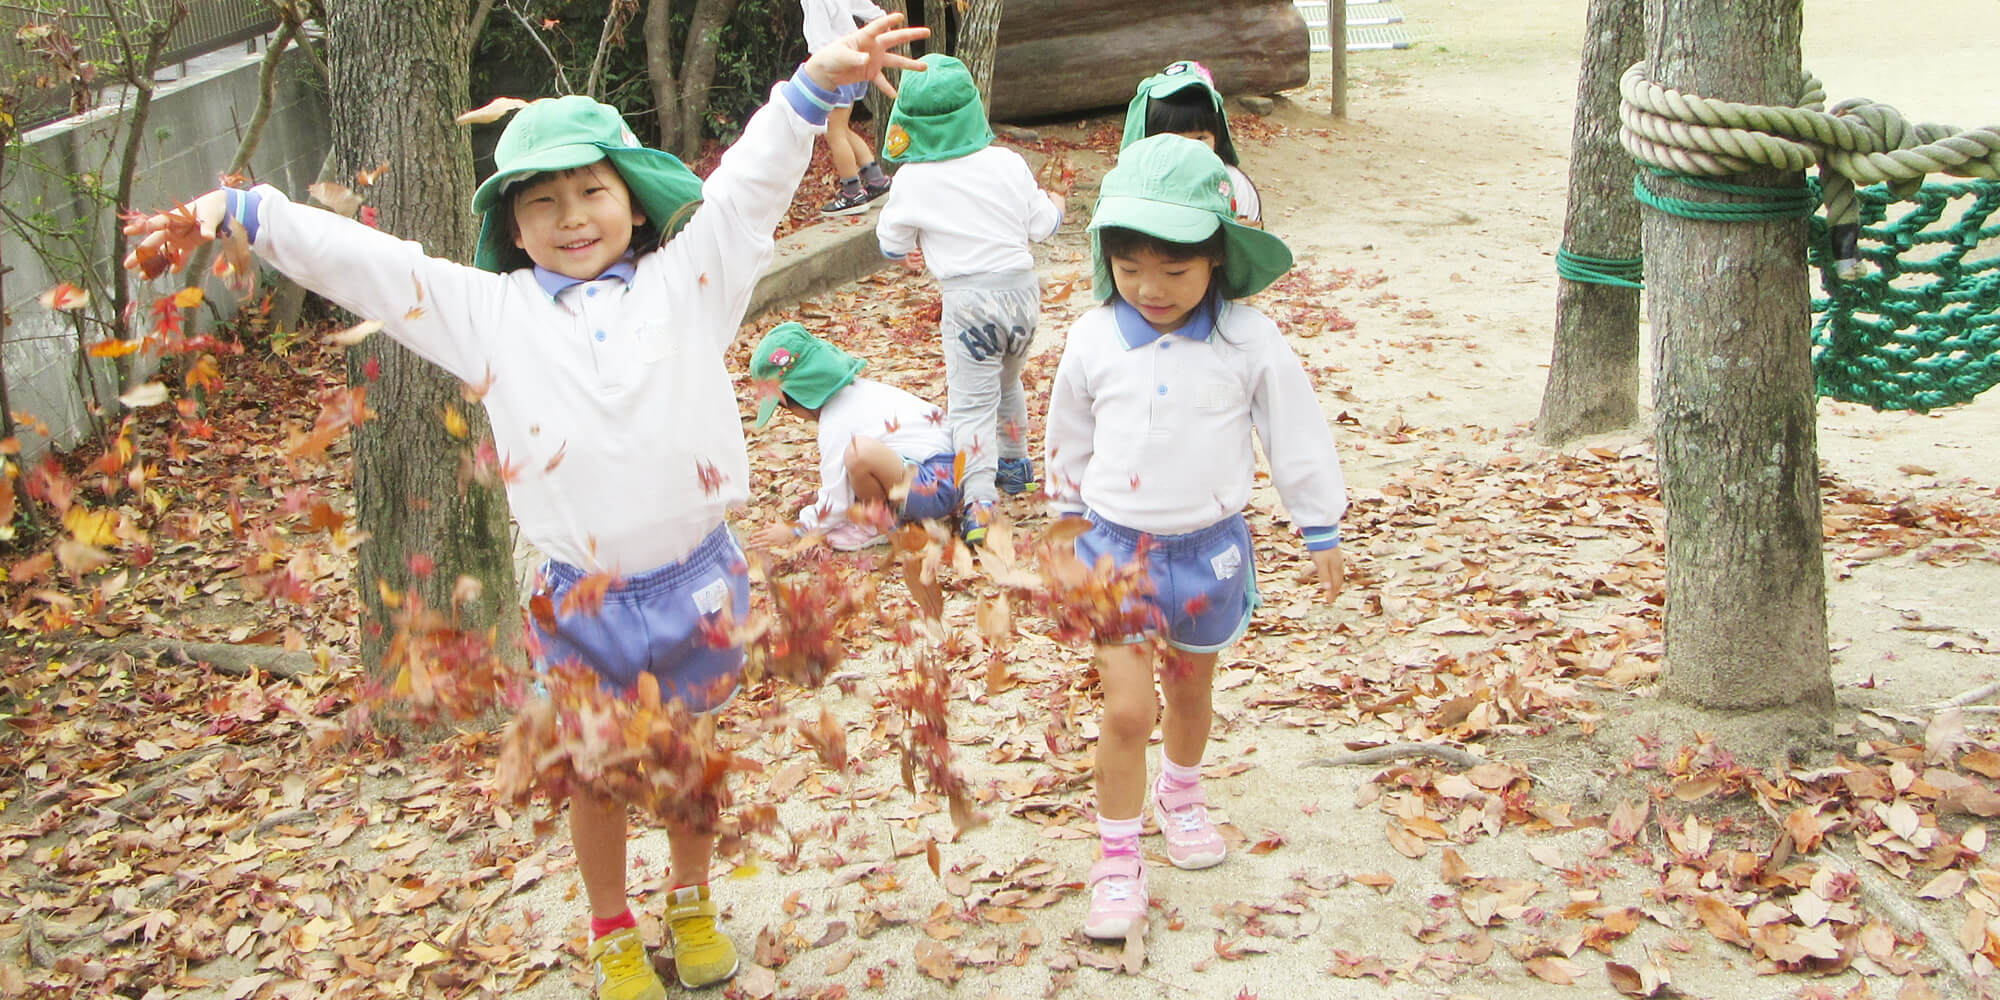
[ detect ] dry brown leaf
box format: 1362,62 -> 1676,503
456,96 -> 531,124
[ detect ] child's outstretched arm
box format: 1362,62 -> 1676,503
802,13 -> 928,97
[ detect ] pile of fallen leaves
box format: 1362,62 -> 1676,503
9,115 -> 2000,999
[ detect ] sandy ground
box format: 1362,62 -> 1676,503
476,3 -> 2000,999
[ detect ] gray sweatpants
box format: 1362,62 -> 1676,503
938,269 -> 1040,507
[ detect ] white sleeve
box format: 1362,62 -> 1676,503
1014,154 -> 1063,242
657,83 -> 819,355
875,186 -> 920,258
1043,334 -> 1094,517
799,416 -> 858,530
1244,309 -> 1345,528
247,185 -> 506,383
849,0 -> 889,20
1226,165 -> 1262,224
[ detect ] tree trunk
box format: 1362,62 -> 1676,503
1642,0 -> 1829,712
646,0 -> 740,162
328,0 -> 521,671
1535,0 -> 1644,444
922,0 -> 951,56
955,0 -> 1003,101
864,0 -> 907,130
644,0 -> 683,153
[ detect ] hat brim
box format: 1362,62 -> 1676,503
472,145 -> 705,272
1088,194 -> 1292,301
754,394 -> 783,429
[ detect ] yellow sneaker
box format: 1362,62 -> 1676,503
664,885 -> 739,988
584,926 -> 667,1000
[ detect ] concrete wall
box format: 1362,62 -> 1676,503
2,42 -> 329,461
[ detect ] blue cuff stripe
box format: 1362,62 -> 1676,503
784,69 -> 835,126
230,187 -> 264,243
1301,525 -> 1341,551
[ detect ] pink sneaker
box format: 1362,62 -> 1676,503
1082,855 -> 1148,940
1152,781 -> 1227,870
825,520 -> 887,551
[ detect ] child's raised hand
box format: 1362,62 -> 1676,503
803,13 -> 928,96
1312,548 -> 1345,604
122,189 -> 229,278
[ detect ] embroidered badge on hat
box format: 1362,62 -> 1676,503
885,124 -> 911,159
769,348 -> 795,370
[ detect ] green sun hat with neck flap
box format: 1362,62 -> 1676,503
749,322 -> 866,428
1120,59 -> 1237,165
470,95 -> 705,272
882,54 -> 994,165
1088,133 -> 1292,302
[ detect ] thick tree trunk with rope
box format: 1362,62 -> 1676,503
1535,0 -> 1643,445
328,0 -> 521,671
1642,0 -> 1830,713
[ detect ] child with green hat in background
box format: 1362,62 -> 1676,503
1043,133 -> 1346,942
1123,59 -> 1262,225
124,17 -> 928,1000
742,322 -> 959,551
874,53 -> 1066,546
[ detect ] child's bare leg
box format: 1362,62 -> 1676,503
826,105 -> 861,181
1094,643 -> 1158,821
845,128 -> 877,172
844,436 -> 910,506
1158,649 -> 1219,768
666,826 -> 714,888
569,792 -> 631,918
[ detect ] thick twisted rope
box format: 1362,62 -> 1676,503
1618,62 -> 2000,238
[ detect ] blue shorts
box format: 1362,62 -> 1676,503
1074,512 -> 1258,653
833,80 -> 871,107
898,452 -> 962,522
527,523 -> 748,712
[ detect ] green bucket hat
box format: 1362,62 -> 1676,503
882,54 -> 993,165
469,95 -> 705,272
1120,60 -> 1238,166
1088,133 -> 1292,301
748,322 -> 866,428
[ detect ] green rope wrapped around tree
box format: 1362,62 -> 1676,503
1554,247 -> 1644,288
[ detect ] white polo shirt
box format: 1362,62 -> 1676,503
1044,298 -> 1345,547
238,83 -> 822,574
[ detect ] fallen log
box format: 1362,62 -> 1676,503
987,0 -> 1310,121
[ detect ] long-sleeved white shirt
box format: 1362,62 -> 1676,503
796,377 -> 951,530
1044,299 -> 1346,547
876,146 -> 1063,280
801,0 -> 888,53
238,82 -> 822,574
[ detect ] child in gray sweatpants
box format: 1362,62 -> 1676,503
874,53 -> 1063,546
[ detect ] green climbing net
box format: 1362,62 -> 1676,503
1808,179 -> 2000,412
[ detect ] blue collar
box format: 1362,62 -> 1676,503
532,257 -> 637,298
1112,294 -> 1216,350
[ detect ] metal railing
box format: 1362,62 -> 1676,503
1,1 -> 281,132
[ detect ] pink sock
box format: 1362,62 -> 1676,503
1157,752 -> 1202,794
590,909 -> 637,939
1097,813 -> 1143,857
